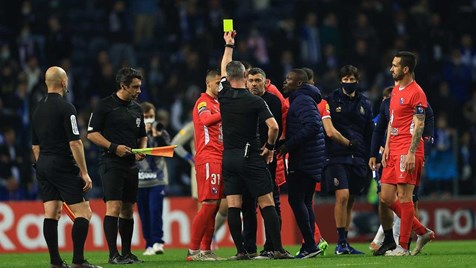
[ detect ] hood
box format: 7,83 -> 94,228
289,83 -> 322,104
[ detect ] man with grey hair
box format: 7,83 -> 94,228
218,31 -> 292,260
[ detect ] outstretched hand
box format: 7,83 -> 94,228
224,30 -> 236,45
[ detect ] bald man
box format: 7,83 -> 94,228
32,67 -> 101,268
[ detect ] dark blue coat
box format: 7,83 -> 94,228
285,84 -> 326,181
325,88 -> 374,166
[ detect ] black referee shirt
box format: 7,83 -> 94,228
88,93 -> 146,162
218,77 -> 274,150
32,93 -> 80,158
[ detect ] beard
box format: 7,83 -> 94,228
392,71 -> 404,81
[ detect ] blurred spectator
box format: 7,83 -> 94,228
443,49 -> 472,104
44,15 -> 72,66
23,56 -> 41,93
132,0 -> 159,44
425,114 -> 458,197
108,0 -> 136,68
459,131 -> 475,195
0,127 -> 24,200
300,12 -> 320,65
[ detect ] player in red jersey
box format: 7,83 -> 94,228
187,69 -> 225,261
380,51 -> 434,256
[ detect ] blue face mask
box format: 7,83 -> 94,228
341,82 -> 359,94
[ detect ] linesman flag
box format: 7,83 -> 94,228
132,145 -> 177,157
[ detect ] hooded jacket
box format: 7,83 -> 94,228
285,83 -> 326,181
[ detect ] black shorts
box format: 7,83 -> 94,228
36,155 -> 87,205
324,164 -> 370,195
223,149 -> 273,198
99,158 -> 139,203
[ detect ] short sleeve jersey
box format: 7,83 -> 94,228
317,99 -> 331,120
389,81 -> 427,155
218,77 -> 274,150
88,94 -> 146,162
32,93 -> 80,157
192,93 -> 223,164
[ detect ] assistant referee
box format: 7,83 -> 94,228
32,66 -> 100,268
87,67 -> 147,264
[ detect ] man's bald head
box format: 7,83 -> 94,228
45,66 -> 68,94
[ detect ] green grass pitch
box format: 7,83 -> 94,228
1,241 -> 475,268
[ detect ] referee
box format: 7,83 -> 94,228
87,67 -> 147,264
218,31 -> 292,260
32,66 -> 100,268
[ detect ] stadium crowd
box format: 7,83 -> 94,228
1,0 -> 476,201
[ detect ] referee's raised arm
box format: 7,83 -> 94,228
221,31 -> 236,78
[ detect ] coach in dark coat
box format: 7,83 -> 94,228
277,68 -> 326,258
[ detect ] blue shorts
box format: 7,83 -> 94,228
324,164 -> 370,195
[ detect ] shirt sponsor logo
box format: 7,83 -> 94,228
390,127 -> 398,136
138,171 -> 158,180
136,118 -> 141,127
70,115 -> 79,135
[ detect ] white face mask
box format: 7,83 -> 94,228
144,118 -> 155,125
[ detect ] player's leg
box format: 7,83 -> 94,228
241,190 -> 258,256
43,200 -> 64,266
149,185 -> 166,254
137,188 -> 152,255
119,167 -> 142,264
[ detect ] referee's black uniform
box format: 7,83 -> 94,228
218,78 -> 275,197
87,93 -> 146,202
32,93 -> 86,204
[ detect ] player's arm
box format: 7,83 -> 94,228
198,109 -> 221,126
221,31 -> 236,78
65,106 -> 92,191
409,107 -> 426,154
322,118 -> 350,146
261,117 -> 278,164
171,122 -> 194,164
87,105 -> 132,157
381,121 -> 392,168
32,145 -> 40,162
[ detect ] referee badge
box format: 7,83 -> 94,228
136,118 -> 141,127
360,106 -> 365,115
336,107 -> 342,112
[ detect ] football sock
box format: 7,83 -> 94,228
261,205 -> 284,252
373,225 -> 384,244
44,218 -> 61,265
390,199 -> 426,236
72,217 -> 89,264
104,215 -> 119,258
314,222 -> 322,242
337,227 -> 346,244
199,203 -> 219,250
119,218 -> 134,256
383,228 -> 395,244
190,203 -> 215,250
227,207 -> 245,253
399,202 -> 414,250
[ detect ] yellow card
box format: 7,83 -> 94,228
223,19 -> 233,32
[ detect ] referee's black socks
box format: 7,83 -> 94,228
44,218 -> 61,265
72,217 -> 90,264
261,205 -> 284,252
104,215 -> 119,258
227,207 -> 245,253
119,218 -> 134,256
